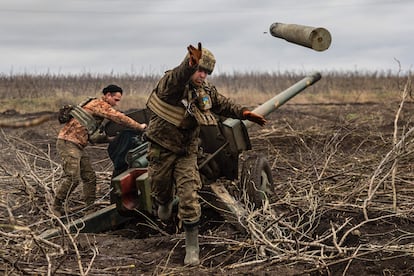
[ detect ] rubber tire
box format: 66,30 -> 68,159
240,152 -> 274,208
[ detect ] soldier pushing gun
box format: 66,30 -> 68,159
53,85 -> 147,217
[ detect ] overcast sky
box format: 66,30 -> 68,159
1,0 -> 413,75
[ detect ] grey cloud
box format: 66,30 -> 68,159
0,0 -> 413,75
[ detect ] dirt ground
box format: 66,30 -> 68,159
1,100 -> 414,275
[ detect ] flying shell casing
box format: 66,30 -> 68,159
269,22 -> 332,51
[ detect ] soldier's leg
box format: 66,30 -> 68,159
174,152 -> 202,266
80,153 -> 97,206
147,142 -> 176,220
174,152 -> 202,223
54,140 -> 83,215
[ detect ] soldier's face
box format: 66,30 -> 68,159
191,68 -> 208,87
105,92 -> 122,107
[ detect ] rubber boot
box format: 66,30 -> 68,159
52,197 -> 64,217
183,221 -> 200,266
157,200 -> 173,222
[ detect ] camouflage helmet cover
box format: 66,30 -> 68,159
198,48 -> 216,75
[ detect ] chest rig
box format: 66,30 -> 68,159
147,82 -> 218,128
181,84 -> 217,126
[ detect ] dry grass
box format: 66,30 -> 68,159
0,70 -> 408,113
1,71 -> 413,275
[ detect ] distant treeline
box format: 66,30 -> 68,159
0,70 -> 411,113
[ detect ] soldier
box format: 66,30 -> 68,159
145,43 -> 266,266
53,84 -> 147,216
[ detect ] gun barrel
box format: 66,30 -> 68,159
243,72 -> 321,128
270,22 -> 331,51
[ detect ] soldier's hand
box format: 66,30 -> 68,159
140,123 -> 147,131
187,42 -> 202,67
243,111 -> 267,126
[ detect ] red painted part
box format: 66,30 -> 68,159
118,168 -> 147,210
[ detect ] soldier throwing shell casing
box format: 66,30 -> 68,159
145,42 -> 266,266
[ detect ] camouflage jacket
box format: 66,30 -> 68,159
145,58 -> 247,154
58,96 -> 142,148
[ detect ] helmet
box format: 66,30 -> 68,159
198,48 -> 216,75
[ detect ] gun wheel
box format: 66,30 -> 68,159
240,152 -> 274,208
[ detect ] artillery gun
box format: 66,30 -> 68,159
40,72 -> 321,239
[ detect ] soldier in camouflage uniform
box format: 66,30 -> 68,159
145,43 -> 266,266
53,84 -> 147,216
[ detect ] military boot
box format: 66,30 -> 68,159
157,200 -> 173,222
52,197 -> 64,217
83,181 -> 96,208
183,221 -> 200,266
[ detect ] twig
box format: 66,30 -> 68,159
391,76 -> 411,211
342,245 -> 361,276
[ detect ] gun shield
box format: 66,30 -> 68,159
269,22 -> 332,51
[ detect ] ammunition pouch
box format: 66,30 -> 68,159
191,107 -> 217,126
190,87 -> 217,126
88,119 -> 109,144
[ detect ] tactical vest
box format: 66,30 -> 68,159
70,97 -> 99,135
147,84 -> 217,128
70,97 -> 109,144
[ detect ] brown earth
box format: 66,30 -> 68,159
1,101 -> 414,276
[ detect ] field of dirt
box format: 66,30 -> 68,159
1,99 -> 414,275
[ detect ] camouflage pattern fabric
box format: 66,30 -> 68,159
146,53 -> 249,223
198,48 -> 215,74
147,142 -> 201,223
58,96 -> 142,148
56,95 -> 143,207
145,58 -> 247,154
55,139 -> 96,205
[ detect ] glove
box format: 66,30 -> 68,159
243,110 -> 267,126
187,42 -> 202,67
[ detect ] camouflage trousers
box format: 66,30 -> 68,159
55,139 -> 97,205
148,142 -> 202,223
